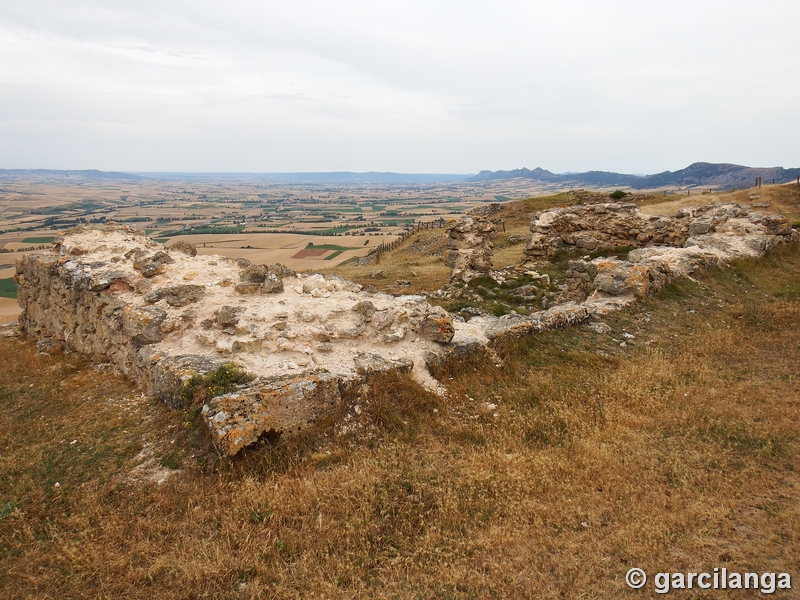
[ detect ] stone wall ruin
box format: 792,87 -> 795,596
15,225 -> 460,455
445,215 -> 495,282
525,202 -> 798,305
14,203 -> 798,456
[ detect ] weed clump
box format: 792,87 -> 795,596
180,362 -> 254,407
0,500 -> 20,521
609,189 -> 627,200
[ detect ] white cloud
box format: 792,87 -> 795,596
0,0 -> 798,172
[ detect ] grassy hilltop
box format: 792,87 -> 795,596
1,185 -> 799,597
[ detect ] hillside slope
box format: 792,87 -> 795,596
1,242 -> 798,597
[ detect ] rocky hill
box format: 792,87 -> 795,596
471,162 -> 800,189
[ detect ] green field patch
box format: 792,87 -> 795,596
305,244 -> 360,252
21,236 -> 55,244
0,278 -> 18,299
123,216 -> 149,222
290,226 -> 361,235
376,218 -> 415,226
159,226 -> 245,237
153,238 -> 169,243
494,195 -> 513,202
335,256 -> 362,267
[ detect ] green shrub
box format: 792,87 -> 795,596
180,362 -> 254,407
490,303 -> 509,317
609,190 -> 627,200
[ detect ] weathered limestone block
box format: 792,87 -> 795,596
235,282 -> 261,294
240,264 -> 267,283
144,284 -> 206,307
122,305 -> 167,345
419,313 -> 456,343
591,259 -> 669,298
260,274 -> 284,294
446,215 -> 495,282
353,352 -> 414,376
268,263 -> 296,279
133,251 -> 175,277
201,372 -> 343,455
456,303 -> 592,342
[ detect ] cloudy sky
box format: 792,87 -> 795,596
1,1 -> 797,174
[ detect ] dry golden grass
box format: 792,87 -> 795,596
331,229 -> 452,295
640,183 -> 800,224
2,241 -> 799,598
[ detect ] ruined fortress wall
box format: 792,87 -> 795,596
524,203 -> 798,303
523,202 -> 794,260
445,215 -> 495,282
16,249 -> 213,404
15,205 -> 797,455
15,225 -> 458,454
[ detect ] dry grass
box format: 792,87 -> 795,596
2,243 -> 800,597
640,183 -> 800,224
332,229 -> 452,295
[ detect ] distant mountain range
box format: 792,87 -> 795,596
1,163 -> 798,189
0,169 -> 469,185
0,168 -> 143,181
470,162 -> 800,189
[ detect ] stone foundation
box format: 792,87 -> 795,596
525,203 -> 798,306
15,225 -> 459,455
15,204 -> 797,455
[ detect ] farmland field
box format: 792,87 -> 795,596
0,172 -> 555,268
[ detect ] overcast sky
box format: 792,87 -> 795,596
1,1 -> 798,174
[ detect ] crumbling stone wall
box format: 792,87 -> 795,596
524,203 -> 687,259
524,202 -> 794,260
15,204 -> 797,456
528,203 -> 799,305
15,225 -> 458,455
445,216 -> 495,282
